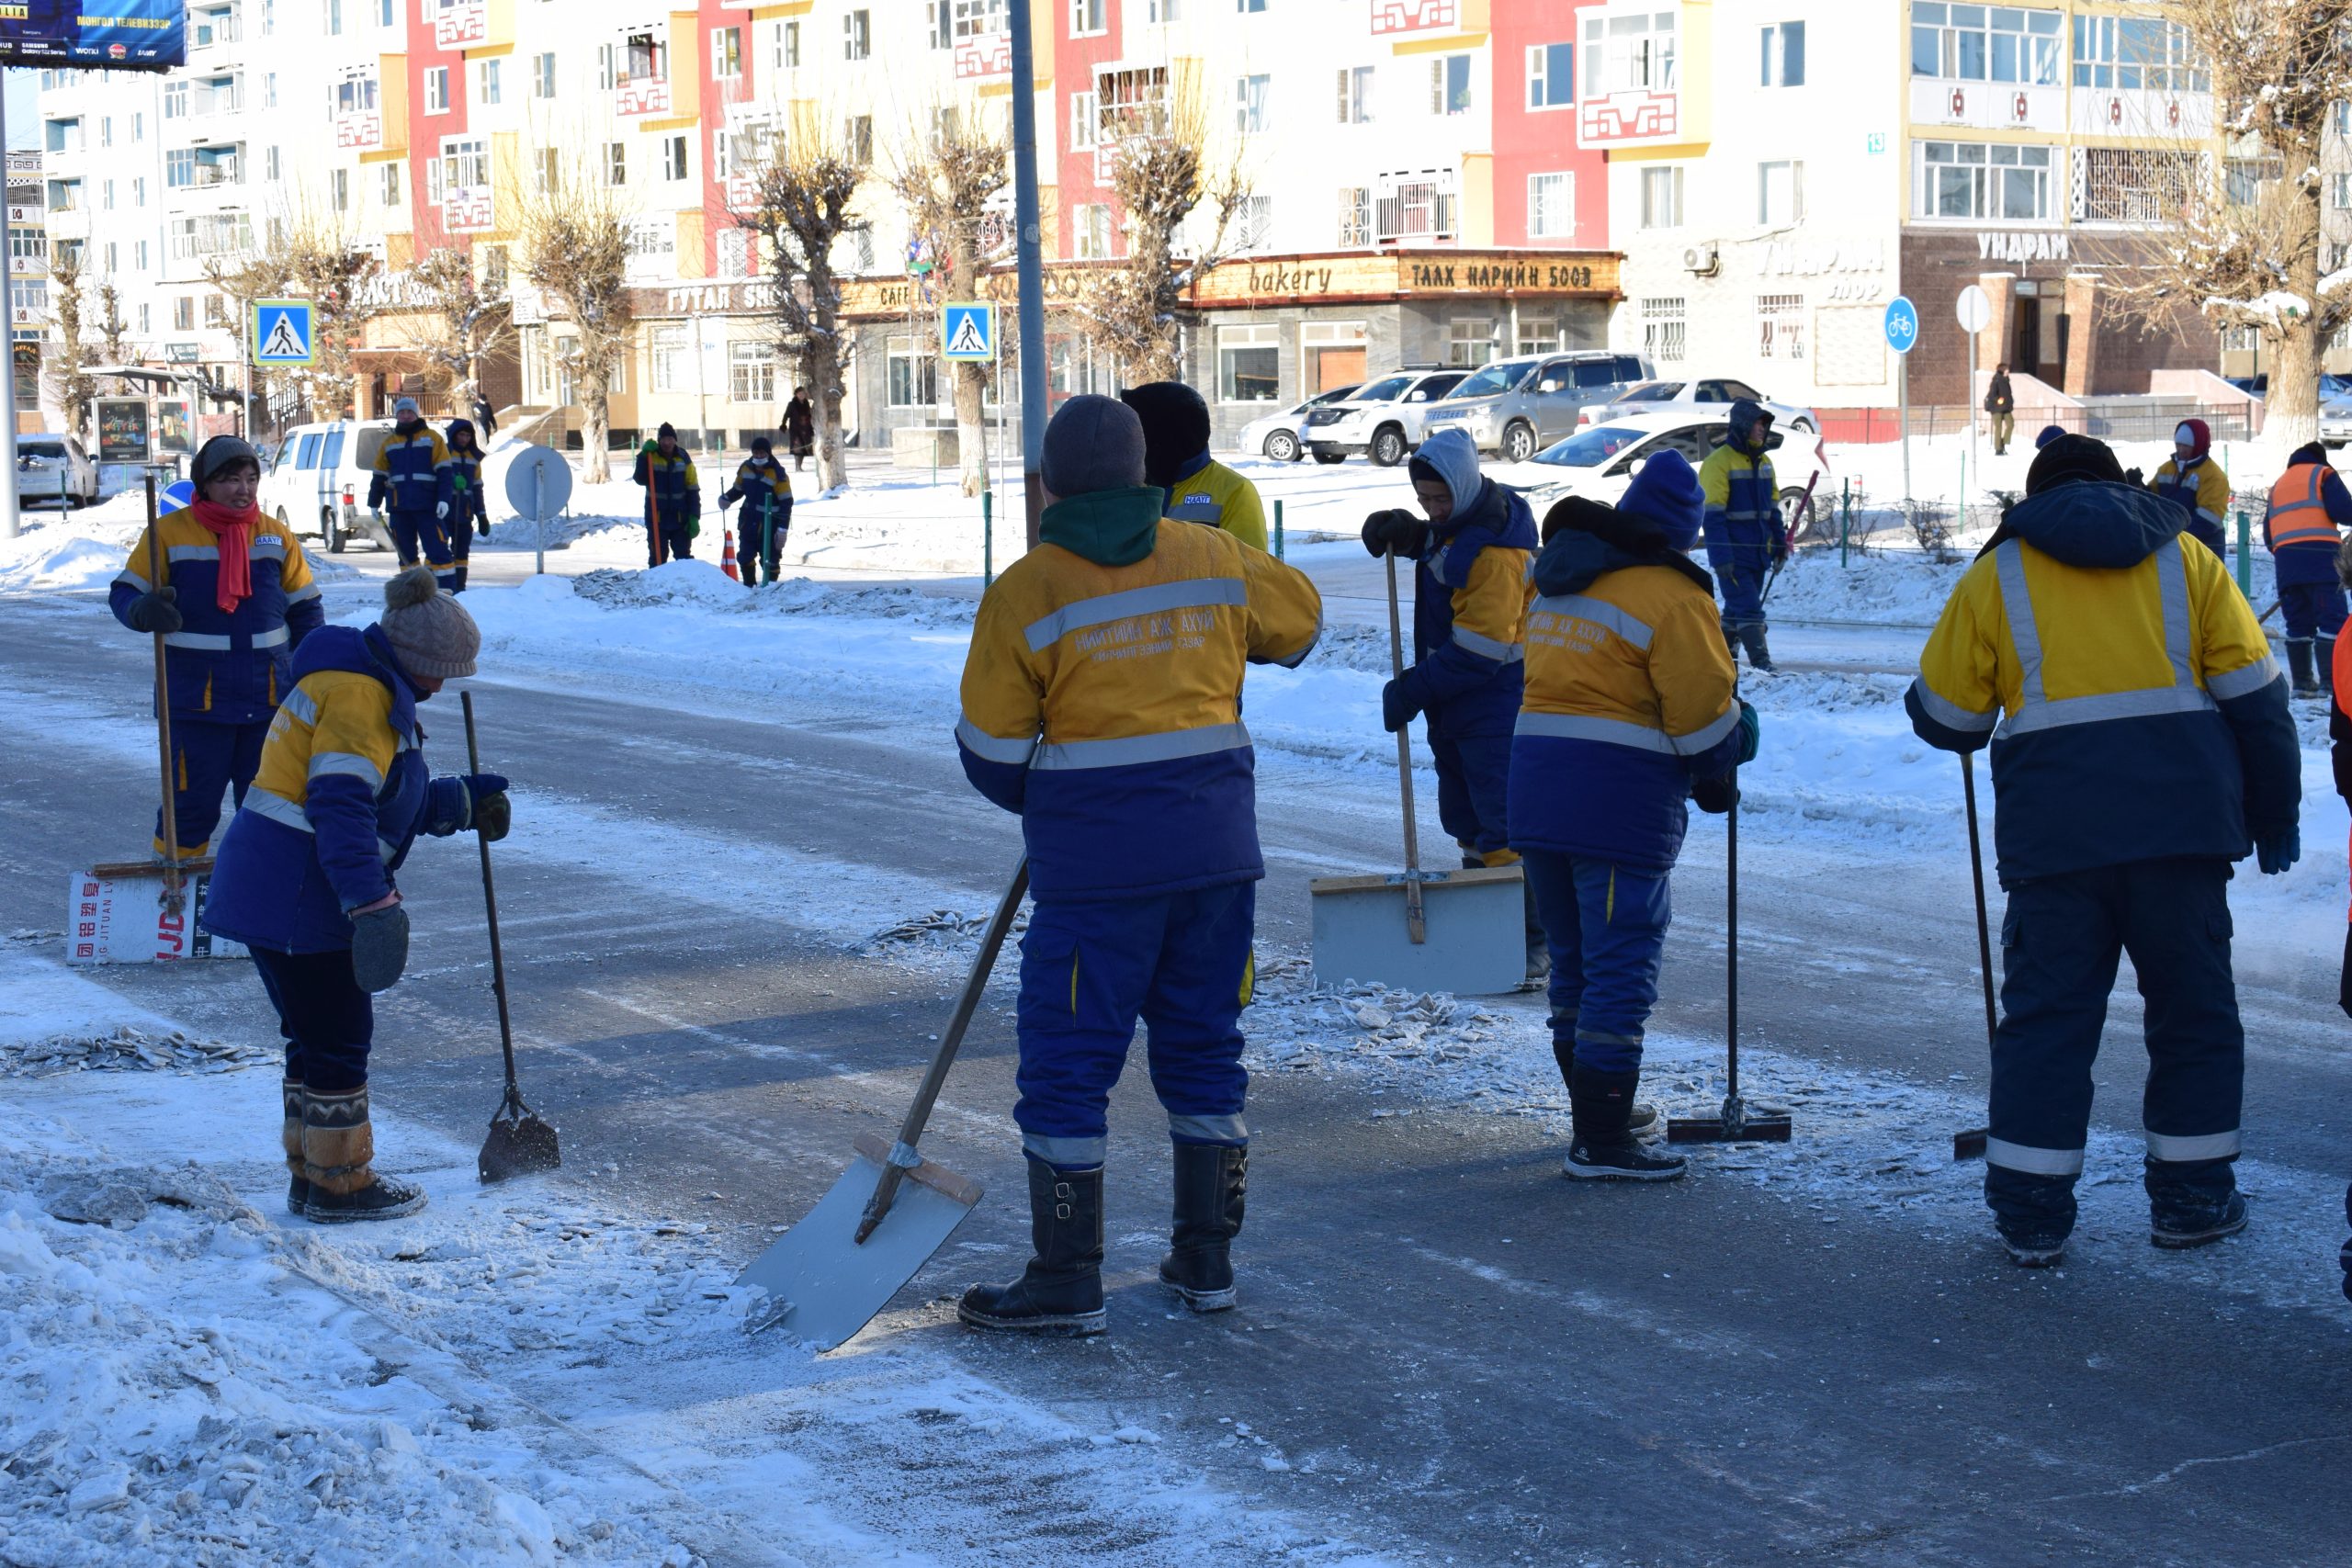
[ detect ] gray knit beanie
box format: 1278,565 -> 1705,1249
1040,394 -> 1147,498
379,566 -> 481,679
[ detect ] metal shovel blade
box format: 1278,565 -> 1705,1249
1308,864 -> 1529,996
478,1102 -> 561,1184
1667,1104 -> 1793,1145
736,1133 -> 984,1352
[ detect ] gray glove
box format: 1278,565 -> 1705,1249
349,903 -> 411,993
127,588 -> 182,635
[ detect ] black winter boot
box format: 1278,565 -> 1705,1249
2147,1156 -> 2248,1250
282,1077 -> 311,1215
959,1161 -> 1108,1335
1159,1144 -> 1246,1312
1738,622 -> 1776,673
1520,873 -> 1550,992
1564,1066 -> 1685,1180
1549,1027 -> 1658,1137
300,1087 -> 427,1224
2288,638 -> 2319,698
452,564 -> 469,593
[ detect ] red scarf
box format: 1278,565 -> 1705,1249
190,499 -> 258,615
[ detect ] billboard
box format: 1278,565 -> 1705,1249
0,2 -> 187,73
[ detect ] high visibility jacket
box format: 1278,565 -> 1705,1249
956,487 -> 1322,900
2151,455 -> 2230,556
1402,480 -> 1537,739
2265,463 -> 2346,553
202,625 -> 476,953
633,446 -> 700,524
1698,444 -> 1781,548
109,509 -> 322,722
444,446 -> 489,526
368,424 -> 452,513
1162,456 -> 1269,552
1907,481 -> 2298,882
1510,524 -> 1741,873
720,457 -> 794,531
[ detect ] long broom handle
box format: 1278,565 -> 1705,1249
145,476 -> 183,913
460,691 -> 522,1104
857,857 -> 1031,1244
1725,764 -> 1739,1103
1386,549 -> 1427,942
1962,751 -> 1997,1048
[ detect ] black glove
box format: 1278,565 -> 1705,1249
2123,467 -> 2145,488
1381,674 -> 1423,734
476,516 -> 492,538
127,588 -> 182,635
1361,509 -> 1429,559
1691,772 -> 1739,815
349,903 -> 410,993
472,787 -> 511,843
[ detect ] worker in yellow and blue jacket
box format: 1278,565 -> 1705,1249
632,422 -> 700,567
368,398 -> 456,588
1121,381 -> 1269,551
717,435 -> 794,585
111,435 -> 323,861
440,417 -> 491,592
2149,417 -> 2231,558
1511,452 -> 1753,1183
954,394 -> 1321,1336
1698,398 -> 1787,671
1907,434 -> 2299,1269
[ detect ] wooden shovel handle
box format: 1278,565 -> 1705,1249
1386,551 -> 1426,942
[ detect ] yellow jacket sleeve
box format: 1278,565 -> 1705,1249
1908,559 -> 2005,747
1451,547 -> 1531,660
119,523 -> 161,590
2195,463 -> 2230,525
1241,546 -> 1322,668
1698,448 -> 1734,511
1219,470 -> 1268,552
957,586 -> 1046,751
2186,540 -> 2278,694
1649,589 -> 1739,745
277,525 -> 316,599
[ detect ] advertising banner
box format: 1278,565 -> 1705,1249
0,1 -> 187,73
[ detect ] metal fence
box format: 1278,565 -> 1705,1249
1819,402 -> 2259,446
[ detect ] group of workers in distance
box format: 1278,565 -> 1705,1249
629,420 -> 801,582
368,396 -> 492,594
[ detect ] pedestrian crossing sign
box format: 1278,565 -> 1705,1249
252,299 -> 315,367
942,301 -> 994,362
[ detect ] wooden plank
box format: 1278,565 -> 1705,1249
88,857 -> 216,878
854,1131 -> 984,1210
1307,864 -> 1524,897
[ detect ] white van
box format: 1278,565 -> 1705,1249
258,418 -> 399,553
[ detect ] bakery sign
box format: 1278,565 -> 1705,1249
1193,252 -> 1620,306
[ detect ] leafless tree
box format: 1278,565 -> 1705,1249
95,277 -> 128,377
513,164 -> 634,481
893,106 -> 1009,496
268,207 -> 380,422
404,243 -> 514,414
43,243 -> 95,438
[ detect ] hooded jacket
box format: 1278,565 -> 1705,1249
1907,480 -> 2297,882
956,489 -> 1323,900
720,455 -> 795,532
442,420 -> 489,527
2151,422 -> 2229,557
368,422 -> 452,514
1697,399 -> 1782,553
110,507 -> 322,722
633,444 -> 700,524
1397,429 -> 1537,739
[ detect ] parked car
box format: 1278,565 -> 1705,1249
1235,385 -> 1361,464
1582,378 -> 1818,434
2323,392 -> 2352,447
1421,351 -> 1653,463
1487,409 -> 1836,543
258,418 -> 400,552
1301,368 -> 1470,466
15,434 -> 97,508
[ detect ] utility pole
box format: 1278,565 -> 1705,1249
1008,0 -> 1048,551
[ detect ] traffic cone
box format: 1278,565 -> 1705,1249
720,527 -> 740,583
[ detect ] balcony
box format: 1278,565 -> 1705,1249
1374,181 -> 1457,246
190,6 -> 242,51
192,159 -> 242,188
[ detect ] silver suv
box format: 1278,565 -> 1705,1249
1301,368 -> 1471,466
1422,351 -> 1653,462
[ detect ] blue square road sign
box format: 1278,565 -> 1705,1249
253,299 -> 315,367
942,302 -> 995,362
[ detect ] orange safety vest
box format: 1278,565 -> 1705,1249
2267,464 -> 2339,551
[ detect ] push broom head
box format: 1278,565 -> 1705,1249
1667,1096 -> 1793,1145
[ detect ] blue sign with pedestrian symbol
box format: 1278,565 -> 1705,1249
941,302 -> 995,362
1883,296 -> 1920,356
252,299 -> 315,367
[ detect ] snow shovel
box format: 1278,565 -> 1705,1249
1953,751 -> 1997,1162
735,859 -> 1025,1351
1669,771 -> 1792,1144
463,691 -> 562,1185
1307,548 -> 1527,996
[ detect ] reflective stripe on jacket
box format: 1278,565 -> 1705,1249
1162,457 -> 1269,552
633,447 -> 700,523
2151,456 -> 2230,553
2266,463 -> 2341,552
445,448 -> 489,525
1408,480 -> 1537,739
721,457 -> 794,529
368,426 -> 452,513
109,511 -> 322,721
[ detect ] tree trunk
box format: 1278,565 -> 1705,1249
2267,183 -> 2325,463
581,368 -> 612,482
954,359 -> 989,496
810,339 -> 848,493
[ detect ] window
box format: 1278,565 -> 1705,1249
166,149 -> 195,187
1916,141 -> 2054,220
605,141 -> 627,185
1071,0 -> 1104,33
326,0 -> 342,33
843,8 -> 869,58
778,19 -> 800,68
1069,92 -> 1098,151
2333,173 -> 2352,211
2080,147 -> 2201,224
712,27 -> 741,78
482,246 -> 508,291
1446,318 -> 1494,368
729,341 -> 775,402
537,148 -> 560,191
2070,14 -> 2206,92
1338,186 -> 1371,247
1098,67 -> 1169,139
476,58 -> 501,107
1582,10 -> 1674,97
626,219 -> 676,269
167,215 -> 254,260
662,135 -> 689,181
1914,5 -> 2062,85
845,115 -> 873,164
1528,173 -> 1575,239
102,178 -> 115,210
1148,0 -> 1182,19
2339,101 -> 2350,137
132,112 -> 142,141
331,168 -> 349,210
205,294 -> 230,329
164,82 -> 187,118
1640,164 -> 1683,228
99,115 -> 111,147
442,135 -> 489,193
264,72 -> 276,107
103,241 -> 117,272
888,334 -> 939,406
953,0 -> 1006,41
620,28 -> 663,83
2225,156 -> 2281,208
1073,202 -> 1113,259
175,296 -> 195,331
136,241 -> 150,269
1236,73 -> 1269,133
139,304 -> 150,333
716,228 -> 752,278
266,147 -> 279,181
1235,194 -> 1272,251
424,66 -> 448,114
650,324 -> 689,392
1431,54 -> 1470,115
1377,174 -> 1455,240
1757,160 -> 1804,225
1517,315 -> 1562,355
380,162 -> 401,205
1238,0 -> 1265,11
10,228 -> 43,265
533,51 -> 556,98
1759,21 -> 1804,86
1338,65 -> 1374,124
1527,41 -> 1572,109
1758,293 -> 1806,360
1641,297 -> 1686,364
1218,322 -> 1279,402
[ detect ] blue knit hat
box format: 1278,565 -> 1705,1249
1617,446 -> 1703,550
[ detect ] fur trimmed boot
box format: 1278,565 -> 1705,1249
300,1086 -> 427,1224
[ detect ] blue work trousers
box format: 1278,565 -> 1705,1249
1428,729 -> 1512,863
1986,858 -> 2244,1235
2281,580 -> 2348,643
251,944 -> 373,1092
1013,883 -> 1255,1170
1707,534 -> 1772,625
1522,849 -> 1671,1073
153,717 -> 268,859
388,509 -> 454,589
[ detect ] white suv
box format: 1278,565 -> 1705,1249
1301,369 -> 1471,466
259,419 -> 400,553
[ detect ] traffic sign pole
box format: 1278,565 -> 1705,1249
1884,296 -> 1921,505
1955,285 -> 1993,504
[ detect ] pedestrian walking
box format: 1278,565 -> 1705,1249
1362,426 -> 1545,983
1513,454 -> 1755,1181
953,395 -> 1321,1334
110,435 -> 324,863
368,398 -> 456,588
1698,399 -> 1788,671
1907,434 -> 2299,1268
2149,418 -> 2231,558
1121,381 -> 1270,551
1984,363 -> 2017,456
783,387 -> 815,473
718,435 -> 794,585
2263,441 -> 2351,699
632,422 -> 700,566
201,567 -> 512,1224
469,392 -> 497,438
441,418 -> 491,593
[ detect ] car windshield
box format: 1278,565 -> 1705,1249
1613,382 -> 1684,402
21,442 -> 62,459
1449,359 -> 1537,400
1532,425 -> 1650,468
1355,374 -> 1414,402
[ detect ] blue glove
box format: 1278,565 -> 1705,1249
2256,828 -> 2300,876
1381,675 -> 1422,734
424,773 -> 510,837
1736,700 -> 1760,765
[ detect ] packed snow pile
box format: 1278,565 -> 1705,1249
0,516 -> 138,594
2,1025 -> 268,1078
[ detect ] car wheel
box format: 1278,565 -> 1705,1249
1313,451 -> 1346,466
1779,486 -> 1819,546
318,507 -> 345,554
1370,426 -> 1407,468
1791,417 -> 1817,434
1265,430 -> 1300,463
1502,423 -> 1536,463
